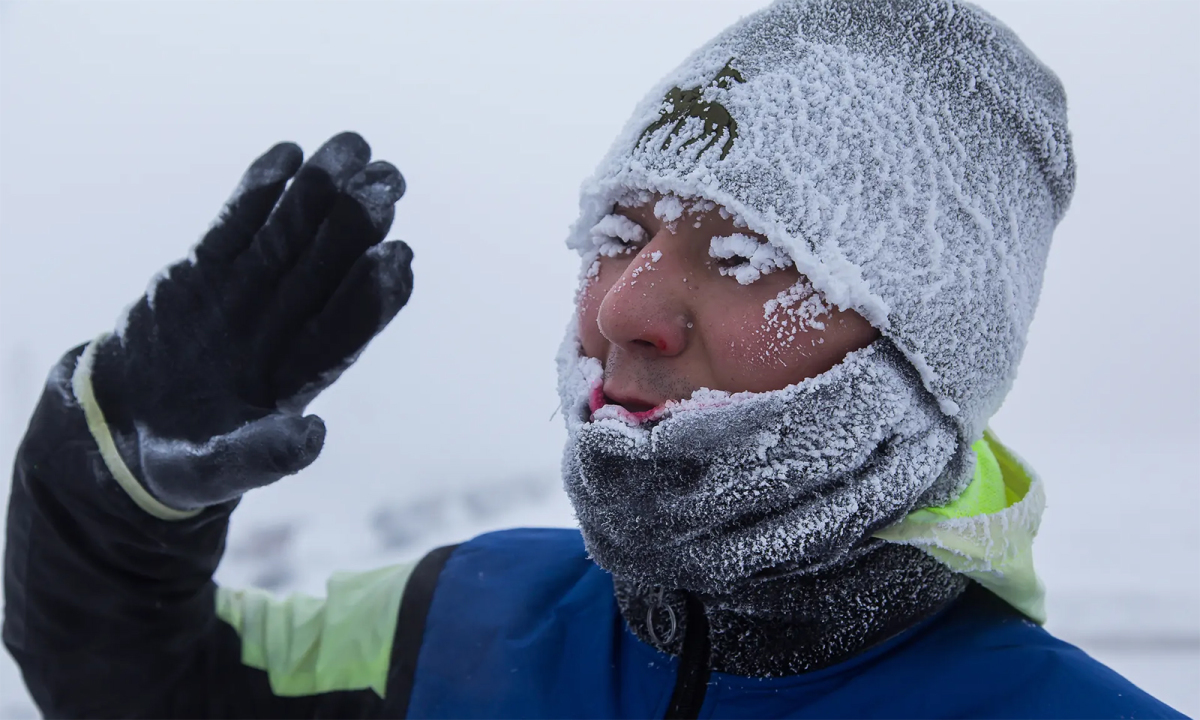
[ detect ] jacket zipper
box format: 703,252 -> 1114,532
664,593 -> 711,719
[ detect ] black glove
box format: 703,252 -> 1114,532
85,132 -> 412,513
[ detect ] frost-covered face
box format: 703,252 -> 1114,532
578,195 -> 878,417
563,194 -> 965,593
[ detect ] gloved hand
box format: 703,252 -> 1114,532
83,132 -> 412,515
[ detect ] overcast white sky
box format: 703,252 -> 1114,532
1,1 -> 1198,712
2,1 -> 1197,473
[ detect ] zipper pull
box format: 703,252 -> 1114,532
646,585 -> 679,646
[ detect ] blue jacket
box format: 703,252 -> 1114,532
408,528 -> 1182,719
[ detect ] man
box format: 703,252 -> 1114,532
2,0 -> 1185,717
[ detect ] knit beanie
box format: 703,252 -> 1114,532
567,0 -> 1075,446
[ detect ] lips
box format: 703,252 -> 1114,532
589,385 -> 668,425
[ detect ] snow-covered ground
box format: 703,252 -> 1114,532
2,1 -> 1197,717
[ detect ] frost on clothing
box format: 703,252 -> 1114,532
566,0 -> 1076,445
88,135 -> 413,518
558,337 -> 970,596
613,543 -> 967,676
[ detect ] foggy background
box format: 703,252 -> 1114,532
1,1 -> 1197,715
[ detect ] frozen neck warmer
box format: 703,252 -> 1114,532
615,543 -> 967,676
558,337 -> 971,597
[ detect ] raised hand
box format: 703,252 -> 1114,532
85,132 -> 412,513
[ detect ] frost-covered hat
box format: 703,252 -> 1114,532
568,0 -> 1075,444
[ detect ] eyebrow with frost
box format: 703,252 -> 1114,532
576,193 -> 880,420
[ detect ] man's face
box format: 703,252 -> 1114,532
578,195 -> 878,419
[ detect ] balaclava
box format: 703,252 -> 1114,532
557,0 -> 1074,674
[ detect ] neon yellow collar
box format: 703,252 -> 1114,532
875,429 -> 1047,623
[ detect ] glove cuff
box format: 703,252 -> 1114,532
72,334 -> 202,521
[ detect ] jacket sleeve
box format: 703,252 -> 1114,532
3,345 -> 402,718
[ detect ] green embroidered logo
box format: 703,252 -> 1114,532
638,59 -> 745,160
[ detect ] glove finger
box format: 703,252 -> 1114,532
273,240 -> 414,408
255,161 -> 405,366
191,142 -> 304,271
140,414 -> 326,509
221,132 -> 372,331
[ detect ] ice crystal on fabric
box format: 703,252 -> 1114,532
565,0 -> 1075,446
557,332 -> 971,595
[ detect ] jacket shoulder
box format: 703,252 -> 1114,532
909,585 -> 1185,718
404,528 -> 625,717
444,527 -> 602,619
458,526 -> 589,563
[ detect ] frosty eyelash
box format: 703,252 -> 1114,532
708,233 -> 791,285
589,214 -> 649,257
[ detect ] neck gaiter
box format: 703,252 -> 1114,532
614,542 -> 968,676
558,335 -> 971,597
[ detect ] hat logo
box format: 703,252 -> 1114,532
638,59 -> 745,161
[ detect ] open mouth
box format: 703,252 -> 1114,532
588,386 -> 668,425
